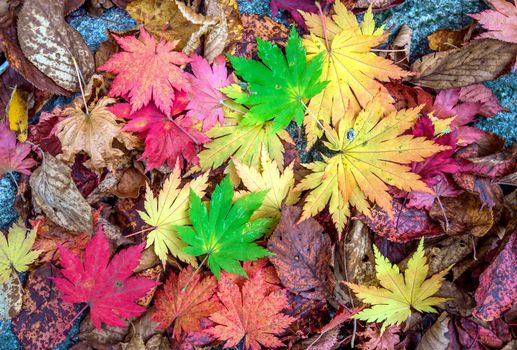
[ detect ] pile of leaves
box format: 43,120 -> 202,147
1,0 -> 516,349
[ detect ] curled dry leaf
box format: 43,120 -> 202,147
0,277 -> 22,320
429,192 -> 494,237
29,152 -> 93,234
416,312 -> 450,350
17,0 -> 95,92
410,39 -> 517,89
267,206 -> 334,301
111,165 -> 146,199
381,24 -> 412,67
126,0 -> 218,53
427,22 -> 476,52
55,97 -> 139,173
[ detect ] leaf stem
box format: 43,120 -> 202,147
65,47 -> 89,115
64,304 -> 89,331
181,254 -> 208,292
220,100 -> 246,115
169,118 -> 201,145
125,226 -> 156,238
299,100 -> 339,146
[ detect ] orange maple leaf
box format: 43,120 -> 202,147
99,27 -> 191,114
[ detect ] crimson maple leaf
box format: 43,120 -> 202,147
152,266 -> 221,339
271,0 -> 334,29
109,90 -> 209,171
0,122 -> 36,179
207,270 -> 295,350
99,27 -> 191,114
53,226 -> 158,329
186,55 -> 234,131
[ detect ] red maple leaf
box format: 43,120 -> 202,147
186,55 -> 234,131
152,266 -> 221,339
28,107 -> 64,156
0,122 -> 36,179
53,226 -> 158,329
271,0 -> 335,29
99,27 -> 191,114
207,270 -> 295,350
109,90 -> 209,171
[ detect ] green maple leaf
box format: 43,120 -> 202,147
176,176 -> 273,279
227,27 -> 328,131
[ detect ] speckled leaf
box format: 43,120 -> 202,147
358,201 -> 443,242
410,39 -> 517,89
29,152 -> 93,234
0,277 -> 22,320
417,312 -> 450,350
267,206 -> 333,300
473,234 -> 517,321
12,264 -> 80,350
17,0 -> 95,92
204,0 -> 243,62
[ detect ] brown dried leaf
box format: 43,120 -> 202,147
267,206 -> 334,300
29,152 -> 93,234
381,24 -> 411,67
427,22 -> 476,52
78,315 -> 129,347
0,277 -> 22,320
126,0 -> 217,53
17,0 -> 95,92
111,165 -> 146,199
291,327 -> 340,350
203,0 -> 243,62
435,281 -> 475,317
416,312 -> 450,350
410,39 -> 517,89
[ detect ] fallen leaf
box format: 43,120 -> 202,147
29,152 -> 94,234
469,0 -> 517,45
28,107 -> 64,156
381,24 -> 412,67
99,27 -> 191,114
427,22 -> 476,52
0,277 -> 22,320
357,324 -> 401,350
416,312 -> 450,350
17,0 -> 95,92
111,165 -> 146,199
429,192 -> 494,237
152,266 -> 220,338
6,86 -> 30,142
126,0 -> 217,53
207,270 -> 296,350
267,206 -> 333,300
75,314 -> 129,347
271,0 -> 334,29
291,327 -> 340,350
12,264 -> 80,350
473,233 -> 517,321
203,0 -> 242,62
0,121 -> 37,179
452,173 -> 503,208
410,39 -> 517,89
53,226 -> 158,329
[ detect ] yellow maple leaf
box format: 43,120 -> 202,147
7,86 -> 29,142
302,0 -> 411,148
295,96 -> 449,234
233,146 -> 299,225
0,220 -> 41,283
139,167 -> 208,266
346,238 -> 450,332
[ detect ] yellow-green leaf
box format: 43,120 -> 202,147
346,238 -> 450,332
0,220 -> 40,283
139,167 -> 208,265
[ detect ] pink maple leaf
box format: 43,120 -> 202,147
186,55 -> 234,131
99,27 -> 191,114
0,122 -> 36,179
469,0 -> 517,44
53,226 -> 158,329
109,91 -> 209,171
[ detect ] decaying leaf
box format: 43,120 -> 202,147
410,39 -> 517,89
29,153 -> 93,234
357,324 -> 401,350
204,0 -> 242,62
17,0 -> 95,92
126,0 -> 217,53
0,276 -> 22,320
267,206 -> 333,300
427,23 -> 476,52
416,313 -> 450,350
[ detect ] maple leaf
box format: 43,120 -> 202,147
0,122 -> 36,179
469,0 -> 517,45
357,324 -> 401,350
0,220 -> 40,283
295,97 -> 448,234
271,0 -> 335,29
197,101 -> 293,172
152,266 -> 220,338
186,54 -> 234,131
110,91 -> 209,171
99,27 -> 191,114
346,238 -> 450,332
302,0 -> 410,147
227,26 -> 328,131
207,270 -> 296,350
53,226 -> 158,329
138,167 -> 208,266
233,146 -> 299,225
55,97 -> 139,173
176,176 -> 273,279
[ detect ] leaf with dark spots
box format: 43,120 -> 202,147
450,317 -> 511,349
284,292 -> 329,337
461,151 -> 516,179
267,206 -> 333,300
358,201 -> 443,242
0,277 -> 22,320
452,173 -> 503,208
12,264 -> 80,350
473,234 -> 517,321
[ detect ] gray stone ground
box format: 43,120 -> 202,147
0,1 -> 515,348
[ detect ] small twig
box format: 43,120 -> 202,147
65,47 -> 89,115
315,2 -> 330,51
435,196 -> 449,233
